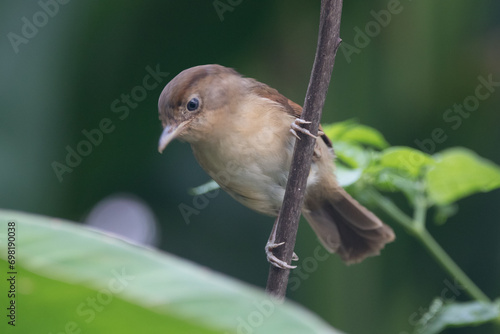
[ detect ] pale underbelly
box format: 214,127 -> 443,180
199,150 -> 320,217
218,166 -> 288,216
191,129 -> 320,216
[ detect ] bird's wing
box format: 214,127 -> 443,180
250,79 -> 333,148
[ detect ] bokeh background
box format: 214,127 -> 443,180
1,0 -> 500,333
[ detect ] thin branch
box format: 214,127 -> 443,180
412,180 -> 427,232
265,0 -> 344,298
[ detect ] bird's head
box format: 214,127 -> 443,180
157,64 -> 242,153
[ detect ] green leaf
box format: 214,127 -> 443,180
322,120 -> 357,141
333,141 -> 374,169
365,167 -> 418,203
323,120 -> 389,149
339,124 -> 389,149
379,147 -> 435,177
426,148 -> 500,205
335,165 -> 363,187
0,210 -> 343,334
414,298 -> 500,334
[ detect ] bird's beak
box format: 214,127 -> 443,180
158,120 -> 189,153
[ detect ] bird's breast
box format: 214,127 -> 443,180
191,99 -> 301,216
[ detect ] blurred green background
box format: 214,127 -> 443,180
1,0 -> 499,333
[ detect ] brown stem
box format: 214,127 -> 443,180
265,0 -> 343,298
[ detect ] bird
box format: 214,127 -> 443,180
158,64 -> 394,269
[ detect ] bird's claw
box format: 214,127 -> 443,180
265,241 -> 298,270
290,118 -> 318,140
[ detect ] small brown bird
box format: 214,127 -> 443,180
158,64 -> 394,269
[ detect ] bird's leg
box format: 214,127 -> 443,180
289,118 -> 324,140
265,218 -> 299,269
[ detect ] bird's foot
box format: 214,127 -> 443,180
266,217 -> 299,269
265,241 -> 298,269
290,118 -> 323,139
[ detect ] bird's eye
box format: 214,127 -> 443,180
187,98 -> 200,111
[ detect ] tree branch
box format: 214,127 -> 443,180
265,0 -> 343,298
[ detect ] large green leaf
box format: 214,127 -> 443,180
426,148 -> 500,205
414,298 -> 500,334
379,147 -> 435,178
332,141 -> 374,169
0,210 -> 343,334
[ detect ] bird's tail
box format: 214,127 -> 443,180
303,187 -> 395,264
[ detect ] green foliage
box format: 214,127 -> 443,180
324,120 -> 500,212
325,120 -> 500,333
322,121 -> 389,150
0,210 -> 343,334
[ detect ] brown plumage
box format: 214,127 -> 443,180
158,64 -> 394,265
